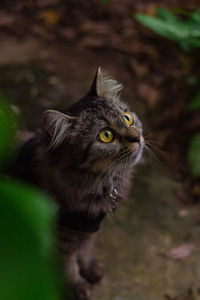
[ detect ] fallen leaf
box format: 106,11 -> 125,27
40,10 -> 60,25
165,243 -> 196,260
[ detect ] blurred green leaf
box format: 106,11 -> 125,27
101,0 -> 110,6
135,7 -> 200,51
188,90 -> 200,110
188,134 -> 200,177
171,8 -> 192,17
0,179 -> 59,300
0,94 -> 16,166
190,8 -> 200,22
157,7 -> 178,22
187,76 -> 198,85
135,13 -> 184,39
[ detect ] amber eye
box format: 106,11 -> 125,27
99,128 -> 114,143
123,112 -> 134,126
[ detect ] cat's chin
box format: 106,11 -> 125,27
116,146 -> 143,169
130,145 -> 143,165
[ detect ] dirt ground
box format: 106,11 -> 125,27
0,1 -> 200,299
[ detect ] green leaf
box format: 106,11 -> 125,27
135,7 -> 200,51
188,134 -> 200,177
157,7 -> 178,22
101,0 -> 110,6
0,179 -> 59,300
188,91 -> 200,110
135,14 -> 186,40
171,8 -> 192,17
187,76 -> 198,85
0,94 -> 16,166
179,37 -> 200,51
190,8 -> 200,22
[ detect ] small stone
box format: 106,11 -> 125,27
178,209 -> 189,217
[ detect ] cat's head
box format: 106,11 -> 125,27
43,68 -> 144,172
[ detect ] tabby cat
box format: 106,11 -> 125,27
10,68 -> 144,300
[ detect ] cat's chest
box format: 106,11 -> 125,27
86,172 -> 130,214
55,168 -> 131,214
56,169 -> 132,232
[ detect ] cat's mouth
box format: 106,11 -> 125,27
113,141 -> 143,167
124,140 -> 144,165
125,134 -> 144,151
89,136 -> 144,173
131,144 -> 143,164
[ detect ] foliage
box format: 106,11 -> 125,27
101,0 -> 110,6
0,98 -> 61,300
188,90 -> 200,110
135,7 -> 200,51
0,93 -> 16,167
188,134 -> 200,177
136,7 -> 200,178
0,180 -> 59,300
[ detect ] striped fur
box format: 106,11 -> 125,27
11,68 -> 144,300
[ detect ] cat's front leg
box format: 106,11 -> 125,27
64,253 -> 92,300
78,234 -> 103,284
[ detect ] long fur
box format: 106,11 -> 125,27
96,68 -> 123,100
10,69 -> 144,300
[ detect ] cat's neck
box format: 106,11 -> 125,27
36,139 -> 132,215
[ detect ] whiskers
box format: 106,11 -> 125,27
144,137 -> 164,165
143,132 -> 153,140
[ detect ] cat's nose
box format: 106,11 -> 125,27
125,135 -> 140,144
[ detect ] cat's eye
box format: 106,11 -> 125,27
99,128 -> 114,143
123,112 -> 134,126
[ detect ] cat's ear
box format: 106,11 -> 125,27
43,110 -> 76,149
88,67 -> 123,99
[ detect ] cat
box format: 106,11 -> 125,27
9,67 -> 144,300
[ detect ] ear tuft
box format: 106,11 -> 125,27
43,110 -> 75,149
89,67 -> 123,99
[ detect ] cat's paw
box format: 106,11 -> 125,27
73,279 -> 92,300
80,260 -> 103,284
